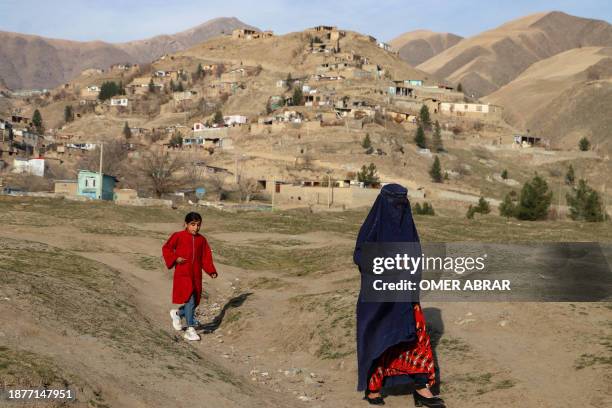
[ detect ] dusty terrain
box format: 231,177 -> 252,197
417,11 -> 612,97
0,17 -> 254,90
389,30 -> 463,67
1,196 -> 611,407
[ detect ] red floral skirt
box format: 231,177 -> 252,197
367,304 -> 436,392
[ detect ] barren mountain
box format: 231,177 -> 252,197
417,11 -> 612,97
485,46 -> 612,152
0,17 -> 256,90
389,30 -> 463,67
116,17 -> 258,62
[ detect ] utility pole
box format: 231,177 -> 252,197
327,173 -> 332,208
271,177 -> 276,211
98,142 -> 104,200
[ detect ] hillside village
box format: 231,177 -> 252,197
0,21 -> 610,217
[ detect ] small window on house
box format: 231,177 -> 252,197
464,105 -> 468,110
476,105 -> 482,112
85,177 -> 96,188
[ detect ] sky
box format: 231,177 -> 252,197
0,0 -> 610,43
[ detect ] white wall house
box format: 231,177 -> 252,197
110,97 -> 129,106
12,158 -> 45,177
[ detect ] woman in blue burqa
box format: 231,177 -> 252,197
353,184 -> 445,407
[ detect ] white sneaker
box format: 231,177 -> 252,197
184,326 -> 200,341
169,309 -> 182,331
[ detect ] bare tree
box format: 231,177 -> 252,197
236,177 -> 260,202
78,140 -> 128,176
206,174 -> 226,201
140,149 -> 183,198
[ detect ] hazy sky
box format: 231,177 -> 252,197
1,0 -> 610,42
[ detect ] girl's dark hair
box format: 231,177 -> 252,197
185,212 -> 202,223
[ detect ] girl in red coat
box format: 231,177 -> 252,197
162,212 -> 218,341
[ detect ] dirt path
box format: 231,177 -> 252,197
2,224 -> 610,407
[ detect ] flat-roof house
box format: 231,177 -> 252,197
110,96 -> 129,107
77,170 -> 118,200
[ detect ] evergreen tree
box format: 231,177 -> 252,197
213,110 -> 225,126
419,104 -> 432,129
566,179 -> 606,222
476,196 -> 491,214
357,163 -> 380,185
169,79 -> 175,92
98,81 -> 122,100
177,81 -> 184,92
578,137 -> 590,151
565,164 -> 575,185
429,156 -> 443,183
499,191 -> 517,218
457,83 -> 463,93
292,86 -> 303,106
414,125 -> 427,149
64,105 -> 74,123
32,109 -> 43,133
123,122 -> 132,139
195,63 -> 204,80
432,120 -> 443,152
169,132 -> 183,148
501,169 -> 508,180
148,78 -> 156,93
361,133 -> 372,149
515,174 -> 553,220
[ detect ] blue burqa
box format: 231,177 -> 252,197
353,183 -> 421,391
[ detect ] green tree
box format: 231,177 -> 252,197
566,179 -> 606,222
213,110 -> 225,126
565,164 -> 575,185
578,137 -> 590,151
429,156 -> 443,183
123,121 -> 132,139
415,202 -> 435,215
501,169 -> 508,180
64,105 -> 74,123
357,163 -> 379,185
414,125 -> 427,149
499,191 -> 517,218
98,81 -> 122,100
148,78 -> 156,93
457,83 -> 463,93
194,63 -> 204,80
292,86 -> 303,106
419,104 -> 431,129
32,109 -> 43,133
476,196 -> 491,214
286,73 -> 293,90
515,174 -> 553,220
169,132 -> 183,148
177,81 -> 184,92
361,133 -> 372,149
169,79 -> 175,92
432,120 -> 443,152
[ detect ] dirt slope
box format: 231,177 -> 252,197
0,17 -> 256,90
485,46 -> 612,151
417,11 -> 612,97
389,30 -> 463,67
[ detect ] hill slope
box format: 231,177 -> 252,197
485,46 -> 612,151
0,17 -> 256,90
417,11 -> 612,97
389,30 -> 463,66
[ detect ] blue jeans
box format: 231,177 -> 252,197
178,292 -> 197,327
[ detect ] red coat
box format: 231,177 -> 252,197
162,230 -> 217,306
